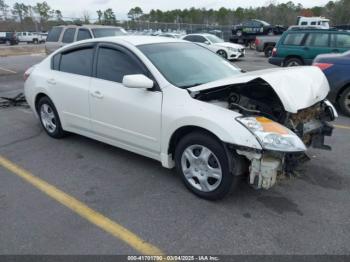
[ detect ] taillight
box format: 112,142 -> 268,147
255,38 -> 260,46
313,63 -> 334,71
271,47 -> 277,57
24,66 -> 34,81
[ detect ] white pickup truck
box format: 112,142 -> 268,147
16,32 -> 47,44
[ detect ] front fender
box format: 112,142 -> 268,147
160,87 -> 262,168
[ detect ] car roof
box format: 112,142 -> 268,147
185,33 -> 215,37
83,35 -> 187,46
53,25 -> 124,29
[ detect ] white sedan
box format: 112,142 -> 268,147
182,33 -> 245,60
24,36 -> 337,200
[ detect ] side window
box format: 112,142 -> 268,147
96,47 -> 144,83
333,34 -> 350,48
47,27 -> 63,42
301,21 -> 308,25
195,36 -> 206,43
305,33 -> 329,47
60,47 -> 94,76
77,29 -> 92,41
183,35 -> 195,42
62,28 -> 76,43
283,33 -> 306,46
311,22 -> 316,25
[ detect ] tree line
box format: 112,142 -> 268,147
0,0 -> 350,32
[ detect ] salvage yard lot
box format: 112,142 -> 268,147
0,51 -> 350,255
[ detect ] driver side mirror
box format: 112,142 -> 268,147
122,74 -> 154,89
204,41 -> 211,45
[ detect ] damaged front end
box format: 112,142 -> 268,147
189,67 -> 338,190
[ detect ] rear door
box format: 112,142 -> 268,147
303,32 -> 332,64
279,32 -> 307,60
49,44 -> 95,131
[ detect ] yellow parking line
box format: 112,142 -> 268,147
0,66 -> 17,74
0,155 -> 164,255
334,124 -> 350,130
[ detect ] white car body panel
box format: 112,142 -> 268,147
24,36 -> 332,172
189,66 -> 329,113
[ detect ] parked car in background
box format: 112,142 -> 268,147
296,16 -> 330,29
45,25 -> 127,54
182,33 -> 245,60
313,51 -> 350,116
159,33 -> 183,38
232,19 -> 286,37
269,29 -> 350,67
0,32 -> 19,45
24,36 -> 337,200
17,32 -> 46,44
255,35 -> 281,57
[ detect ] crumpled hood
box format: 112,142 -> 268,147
214,42 -> 245,49
188,66 -> 330,113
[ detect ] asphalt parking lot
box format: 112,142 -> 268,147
0,50 -> 349,255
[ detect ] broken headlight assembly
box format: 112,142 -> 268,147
237,116 -> 306,152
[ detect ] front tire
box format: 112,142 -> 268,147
38,97 -> 66,138
217,49 -> 228,59
175,132 -> 239,200
339,86 -> 350,117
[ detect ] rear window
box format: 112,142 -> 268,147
62,28 -> 76,43
77,29 -> 92,41
91,28 -> 127,38
332,34 -> 350,48
59,47 -> 94,76
47,27 -> 63,42
283,33 -> 306,46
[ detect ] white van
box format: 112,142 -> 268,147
297,16 -> 330,29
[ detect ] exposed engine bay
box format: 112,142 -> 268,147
190,78 -> 337,190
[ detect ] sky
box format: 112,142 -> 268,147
6,0 -> 332,19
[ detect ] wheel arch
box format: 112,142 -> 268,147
167,125 -> 222,158
337,83 -> 350,101
283,55 -> 305,66
34,92 -> 52,113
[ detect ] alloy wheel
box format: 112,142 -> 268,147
217,50 -> 227,59
181,145 -> 222,192
40,104 -> 57,133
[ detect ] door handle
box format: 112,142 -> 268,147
91,90 -> 104,99
47,78 -> 56,85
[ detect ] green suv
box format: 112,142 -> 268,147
269,29 -> 350,67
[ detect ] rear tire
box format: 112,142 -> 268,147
175,132 -> 241,200
338,86 -> 350,117
284,57 -> 303,67
264,46 -> 274,57
37,96 -> 66,138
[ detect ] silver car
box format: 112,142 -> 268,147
45,25 -> 127,54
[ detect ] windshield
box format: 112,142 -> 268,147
92,28 -> 127,38
206,35 -> 224,43
138,42 -> 241,88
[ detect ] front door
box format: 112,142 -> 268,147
89,44 -> 162,156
